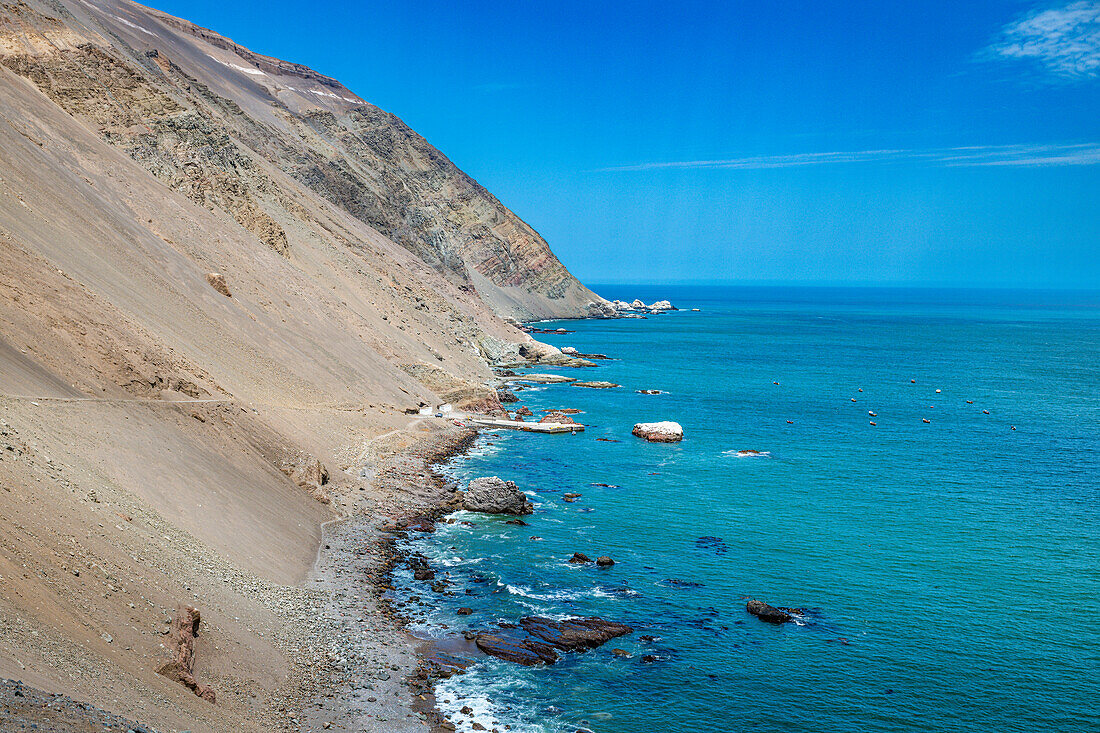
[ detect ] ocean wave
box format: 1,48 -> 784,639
504,584 -> 585,602
592,585 -> 642,599
435,670 -> 558,733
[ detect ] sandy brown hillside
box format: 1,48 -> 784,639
0,0 -> 603,730
0,0 -> 604,322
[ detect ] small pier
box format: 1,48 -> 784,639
466,417 -> 584,434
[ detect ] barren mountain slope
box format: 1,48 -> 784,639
0,0 -> 600,730
1,0 -> 604,321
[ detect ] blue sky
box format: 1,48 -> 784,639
151,0 -> 1100,288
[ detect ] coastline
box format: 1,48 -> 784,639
299,421 -> 480,733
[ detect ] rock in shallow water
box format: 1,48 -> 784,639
746,599 -> 793,623
462,476 -> 533,515
632,421 -> 684,442
474,617 -> 633,666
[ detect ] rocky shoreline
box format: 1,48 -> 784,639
294,424 -> 480,733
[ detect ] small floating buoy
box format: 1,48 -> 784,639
936,389 -> 941,393
911,379 -> 916,383
923,418 -> 931,424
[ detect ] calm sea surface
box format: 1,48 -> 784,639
394,286 -> 1100,733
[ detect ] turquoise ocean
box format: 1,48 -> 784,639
394,286 -> 1100,733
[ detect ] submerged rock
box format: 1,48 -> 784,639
632,421 -> 684,443
573,381 -> 620,389
463,476 -> 533,515
596,556 -> 615,567
746,599 -> 793,624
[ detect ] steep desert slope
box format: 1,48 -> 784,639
0,0 -> 604,729
1,0 -> 604,321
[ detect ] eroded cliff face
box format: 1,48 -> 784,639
0,0 -> 602,321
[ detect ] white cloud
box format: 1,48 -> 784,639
987,1 -> 1100,79
595,143 -> 1100,171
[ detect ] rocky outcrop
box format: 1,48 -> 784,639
462,477 -> 533,515
279,455 -> 331,504
156,606 -> 216,703
608,299 -> 677,314
746,599 -> 793,624
540,412 -> 579,426
519,616 -> 633,652
474,616 -> 633,666
584,300 -> 619,319
573,381 -> 619,389
204,273 -> 231,297
474,632 -> 559,666
632,422 -> 684,442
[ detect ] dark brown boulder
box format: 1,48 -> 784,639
408,554 -> 434,581
569,552 -> 592,564
519,616 -> 633,652
596,556 -> 615,567
746,599 -> 792,624
474,616 -> 633,666
474,633 -> 559,666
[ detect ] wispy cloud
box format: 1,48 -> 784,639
595,143 -> 1100,172
984,1 -> 1100,80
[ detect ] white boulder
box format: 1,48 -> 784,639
632,421 -> 684,443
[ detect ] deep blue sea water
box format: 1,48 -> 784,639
397,286 -> 1100,733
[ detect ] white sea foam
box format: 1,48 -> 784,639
436,669 -> 555,733
504,584 -> 583,602
592,585 -> 641,599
